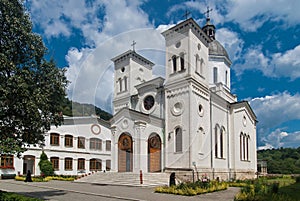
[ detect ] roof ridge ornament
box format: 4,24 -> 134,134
203,6 -> 213,20
183,10 -> 191,20
131,40 -> 136,51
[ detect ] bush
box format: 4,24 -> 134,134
155,180 -> 228,196
38,151 -> 54,176
39,160 -> 54,176
0,190 -> 42,201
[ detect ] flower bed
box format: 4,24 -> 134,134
155,180 -> 228,196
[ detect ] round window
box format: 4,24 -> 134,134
143,95 -> 155,110
121,67 -> 125,72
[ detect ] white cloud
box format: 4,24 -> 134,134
167,0 -> 300,31
234,44 -> 300,80
225,0 -> 300,31
250,92 -> 300,130
216,28 -> 244,61
250,92 -> 300,148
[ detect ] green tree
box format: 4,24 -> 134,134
38,151 -> 54,176
0,0 -> 67,156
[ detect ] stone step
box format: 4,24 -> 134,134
75,172 -> 170,187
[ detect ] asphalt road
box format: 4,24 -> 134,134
0,180 -> 240,201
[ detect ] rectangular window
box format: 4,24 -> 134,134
50,133 -> 59,146
90,159 -> 101,171
106,160 -> 111,171
90,138 -> 101,150
0,155 -> 14,169
106,140 -> 111,151
78,158 -> 85,170
50,157 -> 59,170
65,158 -> 73,170
78,137 -> 85,149
65,135 -> 73,147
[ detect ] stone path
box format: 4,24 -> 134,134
0,180 -> 240,201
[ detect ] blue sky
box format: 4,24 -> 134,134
24,0 -> 300,149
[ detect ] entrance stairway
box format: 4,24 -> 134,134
75,172 -> 170,187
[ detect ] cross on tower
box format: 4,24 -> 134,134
183,10 -> 191,20
203,6 -> 213,18
131,40 -> 136,51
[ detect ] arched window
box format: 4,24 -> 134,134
172,55 -> 177,72
64,157 -> 73,170
243,134 -> 246,160
50,157 -> 59,170
220,127 -> 225,158
50,133 -> 59,146
65,134 -> 73,147
195,54 -> 200,73
180,53 -> 185,70
215,125 -> 219,158
124,76 -> 128,91
225,70 -> 228,86
118,78 -> 122,92
198,127 -> 204,153
90,138 -> 102,150
213,67 -> 218,83
90,158 -> 102,171
200,58 -> 204,75
175,127 -> 182,152
246,135 -> 250,161
240,133 -> 243,160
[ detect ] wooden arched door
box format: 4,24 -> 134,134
118,133 -> 133,172
148,134 -> 161,172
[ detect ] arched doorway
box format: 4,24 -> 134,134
118,133 -> 133,172
148,134 -> 161,172
23,155 -> 35,175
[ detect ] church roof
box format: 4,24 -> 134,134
135,77 -> 164,91
209,40 -> 231,64
111,50 -> 154,69
62,116 -> 111,128
110,108 -> 164,128
161,18 -> 211,47
231,101 -> 257,123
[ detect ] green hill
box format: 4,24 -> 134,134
258,147 -> 300,174
61,98 -> 112,121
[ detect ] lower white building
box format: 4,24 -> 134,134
0,116 -> 111,176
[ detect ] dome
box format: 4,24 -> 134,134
209,40 -> 230,61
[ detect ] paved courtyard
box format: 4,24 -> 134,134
0,180 -> 240,201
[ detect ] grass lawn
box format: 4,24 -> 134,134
279,181 -> 300,200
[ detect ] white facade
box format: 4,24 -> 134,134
1,117 -> 111,176
110,18 -> 257,180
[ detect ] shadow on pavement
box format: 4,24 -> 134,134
16,190 -> 66,200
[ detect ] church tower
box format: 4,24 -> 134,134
111,49 -> 154,114
161,18 -> 212,169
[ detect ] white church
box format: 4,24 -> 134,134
1,17 -> 257,181
110,16 -> 257,180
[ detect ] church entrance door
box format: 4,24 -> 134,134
148,134 -> 161,172
118,133 -> 133,172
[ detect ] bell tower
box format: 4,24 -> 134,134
161,18 -> 212,169
111,48 -> 154,114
